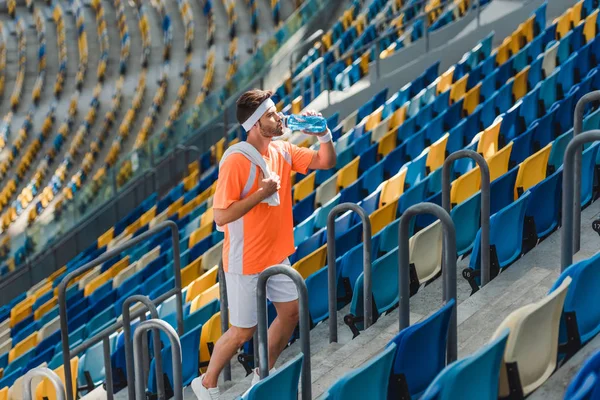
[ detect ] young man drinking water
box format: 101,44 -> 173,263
192,89 -> 336,399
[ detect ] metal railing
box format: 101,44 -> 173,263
57,221 -> 184,400
572,92 -> 600,253
326,203 -> 373,343
133,319 -> 183,400
23,367 -> 65,400
122,295 -> 164,400
561,130 -> 600,271
217,260 -> 232,381
442,149 -> 491,289
256,265 -> 311,399
398,202 -> 457,362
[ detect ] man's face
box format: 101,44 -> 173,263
258,106 -> 283,138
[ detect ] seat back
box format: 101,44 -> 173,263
185,266 -> 218,303
494,277 -> 571,397
326,343 -> 397,400
315,172 -> 339,207
293,171 -> 316,204
202,241 -> 224,272
380,169 -> 406,207
9,332 -> 37,363
200,312 -> 221,372
427,133 -> 449,172
514,143 -> 552,199
487,142 -> 513,182
35,356 -> 79,400
450,167 -> 480,206
421,329 -> 509,400
525,169 -> 562,238
477,117 -> 502,159
191,283 -> 220,313
306,267 -> 329,325
293,245 -> 327,279
370,199 -> 398,235
565,350 -> 600,400
451,192 -> 481,256
581,143 -> 598,206
243,353 -> 304,400
409,220 -> 442,284
388,300 -> 455,398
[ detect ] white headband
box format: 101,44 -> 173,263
241,98 -> 275,132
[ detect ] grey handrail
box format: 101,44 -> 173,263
122,295 -> 164,400
217,260 -> 232,381
257,265 -> 311,400
561,130 -> 600,271
572,92 -> 600,253
398,203 -> 457,363
442,149 -> 491,287
23,367 -> 65,400
133,319 -> 183,400
326,203 -> 373,343
57,221 -> 184,400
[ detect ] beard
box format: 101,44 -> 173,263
261,122 -> 283,138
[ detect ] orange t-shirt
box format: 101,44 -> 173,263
213,140 -> 316,275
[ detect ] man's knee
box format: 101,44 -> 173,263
229,325 -> 256,347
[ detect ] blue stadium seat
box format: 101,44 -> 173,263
323,343 -> 396,400
184,299 -> 219,333
306,267 -> 329,325
490,167 -> 519,214
548,129 -> 572,173
404,150 -> 428,188
242,353 -> 303,400
378,217 -> 400,254
293,192 -> 316,226
539,67 -> 560,110
565,350 -> 600,399
581,143 -> 598,206
451,192 -> 481,256
526,169 -> 562,240
420,330 -> 509,400
509,127 -> 534,167
388,300 -> 455,399
314,194 -> 342,230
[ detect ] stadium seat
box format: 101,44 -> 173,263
514,144 -> 552,199
581,143 -> 598,206
293,245 -> 327,279
487,142 -> 513,182
525,169 -> 562,240
185,266 -> 218,303
409,220 -> 443,284
493,277 -> 571,397
190,283 -> 220,313
420,330 -> 509,400
35,356 -> 79,400
477,118 -> 502,159
370,199 -> 398,235
323,343 -> 396,400
564,350 -> 600,399
387,300 -> 455,399
241,353 -> 303,400
199,312 -> 221,371
450,167 -> 480,207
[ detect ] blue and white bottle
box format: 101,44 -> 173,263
280,113 -> 327,134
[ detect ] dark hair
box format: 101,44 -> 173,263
236,89 -> 273,125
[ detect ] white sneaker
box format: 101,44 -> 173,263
251,367 -> 276,385
191,376 -> 220,400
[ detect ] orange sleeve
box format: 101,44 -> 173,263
289,142 -> 317,174
213,154 -> 251,210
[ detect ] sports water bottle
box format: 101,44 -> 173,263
280,113 -> 327,134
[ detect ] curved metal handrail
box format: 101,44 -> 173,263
133,319 -> 183,400
217,260 -> 232,380
561,130 -> 600,271
442,149 -> 491,288
23,367 -> 65,400
398,202 -> 458,362
326,203 -> 373,343
122,295 -> 164,400
256,265 -> 311,399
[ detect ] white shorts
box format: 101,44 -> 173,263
224,259 -> 299,328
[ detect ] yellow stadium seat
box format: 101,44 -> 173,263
370,199 -> 399,235
183,170 -> 199,191
48,265 -> 66,283
292,96 -> 302,115
571,1 -> 583,26
427,133 -> 449,173
0,387 -> 6,400
97,227 -> 114,248
584,10 -> 598,43
451,167 -> 481,207
487,142 -> 513,182
378,129 -> 397,158
186,266 -> 218,303
449,74 -> 468,104
214,138 -> 225,162
35,357 -> 79,400
34,296 -> 57,321
167,197 -> 184,216
389,105 -> 407,130
191,282 -> 220,313
463,83 -> 481,116
337,157 -> 360,190
293,245 -> 327,279
379,168 -> 407,207
512,66 -> 529,101
178,200 -> 198,220
293,171 -> 316,204
11,297 -> 34,328
359,52 -> 370,76
9,332 -> 37,363
190,224 -> 213,248
181,256 -> 203,287
188,160 -> 200,175
555,11 -> 572,40
199,312 -> 222,372
437,67 -> 454,95
477,117 -> 502,158
365,106 -> 383,131
201,207 -> 214,227
496,37 -> 512,65
514,144 -> 552,199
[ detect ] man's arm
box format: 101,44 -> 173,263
213,172 -> 279,227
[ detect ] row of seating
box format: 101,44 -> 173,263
9,17 -> 26,113
31,7 -> 46,106
52,2 -> 67,97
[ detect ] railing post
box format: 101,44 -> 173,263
326,203 -> 372,343
122,295 -> 164,400
442,150 -> 491,287
23,367 -> 65,400
133,319 -> 183,400
217,261 -> 232,381
561,130 -> 600,271
572,91 -> 600,253
57,221 -> 184,400
398,203 -> 457,363
256,265 -> 311,399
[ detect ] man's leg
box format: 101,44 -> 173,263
202,326 -> 256,388
267,299 -> 299,369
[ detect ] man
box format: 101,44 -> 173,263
192,89 -> 336,399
